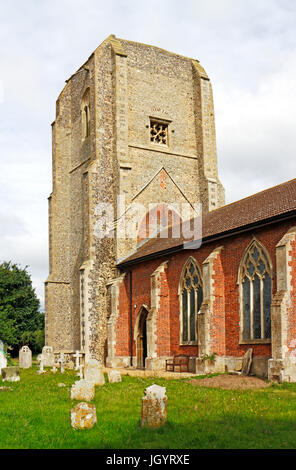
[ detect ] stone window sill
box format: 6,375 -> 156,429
239,339 -> 271,345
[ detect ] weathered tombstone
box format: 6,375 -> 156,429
51,365 -> 57,373
1,367 -> 20,382
73,350 -> 83,371
84,359 -> 105,386
108,369 -> 122,384
41,346 -> 55,367
71,379 -> 95,402
141,384 -> 167,428
19,346 -> 32,369
71,402 -> 97,429
37,355 -> 46,374
58,352 -> 65,373
0,350 -> 7,373
241,348 -> 253,376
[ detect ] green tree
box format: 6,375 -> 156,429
0,261 -> 44,353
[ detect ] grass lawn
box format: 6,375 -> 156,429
1,367 -> 296,449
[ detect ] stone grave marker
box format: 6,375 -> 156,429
77,364 -> 84,379
58,352 -> 65,373
73,350 -> 83,371
84,359 -> 105,386
241,348 -> 253,376
42,346 -> 55,367
71,402 -> 97,429
1,367 -> 20,382
71,379 -> 95,401
141,384 -> 167,428
108,369 -> 122,383
0,350 -> 7,373
37,355 -> 46,374
19,346 -> 32,369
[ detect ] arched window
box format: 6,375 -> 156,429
179,258 -> 203,344
239,240 -> 272,341
81,88 -> 90,139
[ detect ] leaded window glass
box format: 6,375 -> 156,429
180,258 -> 203,344
240,241 -> 272,341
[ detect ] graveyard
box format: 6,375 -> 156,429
1,350 -> 296,449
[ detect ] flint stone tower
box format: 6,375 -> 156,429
45,35 -> 225,362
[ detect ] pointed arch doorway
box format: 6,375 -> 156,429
136,307 -> 149,369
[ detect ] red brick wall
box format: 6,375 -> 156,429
210,251 -> 225,356
116,219 -> 296,360
286,235 -> 296,356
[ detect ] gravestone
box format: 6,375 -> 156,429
71,379 -> 95,401
37,355 -> 46,374
19,346 -> 32,369
42,346 -> 55,367
84,359 -> 105,386
0,351 -> 7,373
77,364 -> 84,379
141,384 -> 167,428
2,367 -> 20,382
71,402 -> 97,429
108,369 -> 122,383
58,352 -> 65,373
73,350 -> 83,371
241,348 -> 253,376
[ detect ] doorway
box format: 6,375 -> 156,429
137,308 -> 148,369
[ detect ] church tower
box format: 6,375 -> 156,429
45,35 -> 225,362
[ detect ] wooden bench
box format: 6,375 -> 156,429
165,355 -> 189,373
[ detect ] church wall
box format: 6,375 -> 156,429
114,218 -> 296,371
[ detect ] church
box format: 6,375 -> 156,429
45,35 -> 296,382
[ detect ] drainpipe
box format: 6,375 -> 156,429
129,270 -> 133,367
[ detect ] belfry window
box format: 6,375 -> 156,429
239,240 -> 272,342
150,120 -> 168,145
81,88 -> 90,140
179,258 -> 203,344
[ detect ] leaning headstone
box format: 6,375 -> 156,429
141,384 -> 167,428
71,402 -> 97,430
19,346 -> 32,369
108,369 -> 122,384
241,348 -> 253,376
1,367 -> 20,382
41,346 -> 55,367
0,350 -> 7,373
84,359 -> 105,386
71,379 -> 95,402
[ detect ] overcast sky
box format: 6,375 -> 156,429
0,0 -> 295,309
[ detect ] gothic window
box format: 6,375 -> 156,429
150,119 -> 168,145
239,240 -> 272,342
81,88 -> 90,139
179,258 -> 203,344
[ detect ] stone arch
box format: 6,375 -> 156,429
134,305 -> 150,369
